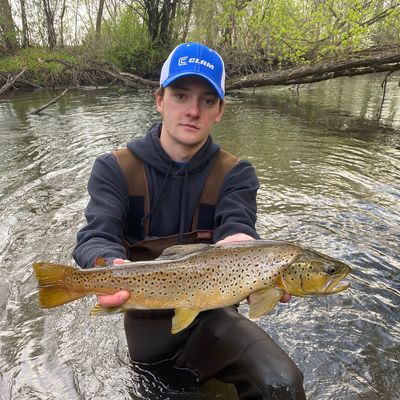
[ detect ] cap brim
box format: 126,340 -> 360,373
161,72 -> 224,99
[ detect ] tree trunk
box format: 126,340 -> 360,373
142,0 -> 179,48
0,0 -> 19,54
96,0 -> 106,41
145,0 -> 160,45
181,0 -> 193,43
42,0 -> 57,49
159,0 -> 177,47
19,0 -> 29,48
59,0 -> 66,47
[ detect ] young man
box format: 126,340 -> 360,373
73,42 -> 306,399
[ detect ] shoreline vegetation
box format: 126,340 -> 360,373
1,45 -> 399,96
1,1 -> 400,95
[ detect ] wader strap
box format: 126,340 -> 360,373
191,150 -> 239,230
113,148 -> 150,235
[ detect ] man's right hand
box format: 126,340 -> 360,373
96,259 -> 131,307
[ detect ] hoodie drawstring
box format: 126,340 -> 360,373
140,161 -> 173,231
179,167 -> 190,243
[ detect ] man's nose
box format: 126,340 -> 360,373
186,99 -> 200,117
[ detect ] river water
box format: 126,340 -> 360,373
0,74 -> 399,400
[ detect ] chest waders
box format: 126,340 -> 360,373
114,148 -> 307,400
113,147 -> 239,261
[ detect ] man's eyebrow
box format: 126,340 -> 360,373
169,83 -> 218,97
169,83 -> 190,91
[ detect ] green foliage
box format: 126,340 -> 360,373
189,1 -> 219,47
95,8 -> 169,77
207,0 -> 400,67
0,47 -> 81,86
0,47 -> 76,72
2,0 -> 399,84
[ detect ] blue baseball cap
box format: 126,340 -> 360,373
160,42 -> 225,99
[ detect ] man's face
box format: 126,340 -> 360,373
156,76 -> 224,158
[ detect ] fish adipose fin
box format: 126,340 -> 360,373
32,262 -> 83,308
172,308 -> 201,334
248,287 -> 283,319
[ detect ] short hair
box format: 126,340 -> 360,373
156,87 -> 166,98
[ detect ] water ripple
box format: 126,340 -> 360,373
1,82 -> 399,399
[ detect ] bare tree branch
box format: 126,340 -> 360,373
31,88 -> 69,114
0,67 -> 27,95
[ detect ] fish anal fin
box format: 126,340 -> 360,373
90,303 -> 124,315
172,308 -> 201,334
248,288 -> 283,319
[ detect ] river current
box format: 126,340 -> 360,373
0,73 -> 399,399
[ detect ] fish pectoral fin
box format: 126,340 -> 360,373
90,303 -> 124,316
171,308 -> 201,334
248,288 -> 283,319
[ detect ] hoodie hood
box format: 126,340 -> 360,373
126,122 -> 222,239
126,122 -> 220,175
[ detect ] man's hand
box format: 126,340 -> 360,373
216,233 -> 255,244
279,293 -> 291,303
96,259 -> 130,308
217,234 -> 292,304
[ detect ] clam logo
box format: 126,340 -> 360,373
178,57 -> 188,66
178,56 -> 214,70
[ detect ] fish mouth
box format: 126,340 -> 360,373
322,273 -> 351,293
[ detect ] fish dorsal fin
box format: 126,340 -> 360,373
158,244 -> 210,260
172,308 -> 201,334
248,288 -> 283,319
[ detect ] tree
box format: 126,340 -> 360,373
181,0 -> 193,43
134,0 -> 179,48
42,0 -> 57,48
96,0 -> 106,41
219,0 -> 252,47
59,0 -> 67,46
0,0 -> 18,54
19,0 -> 30,48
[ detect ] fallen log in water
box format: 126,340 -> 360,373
226,46 -> 400,90
30,88 -> 69,114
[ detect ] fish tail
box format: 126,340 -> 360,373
32,262 -> 83,308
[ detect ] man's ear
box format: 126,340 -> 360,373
215,101 -> 224,122
156,92 -> 163,113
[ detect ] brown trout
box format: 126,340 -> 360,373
32,240 -> 351,334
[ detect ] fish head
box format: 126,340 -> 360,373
278,250 -> 351,296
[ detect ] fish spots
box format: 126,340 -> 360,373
77,242 -> 306,306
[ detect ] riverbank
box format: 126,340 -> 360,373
0,46 -> 162,93
2,45 -> 400,94
0,47 -> 82,87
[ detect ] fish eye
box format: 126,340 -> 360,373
328,266 -> 337,274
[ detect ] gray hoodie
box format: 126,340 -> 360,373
73,122 -> 260,268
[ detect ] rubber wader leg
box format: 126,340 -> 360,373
175,307 -> 307,400
124,311 -> 191,364
124,312 -> 199,393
